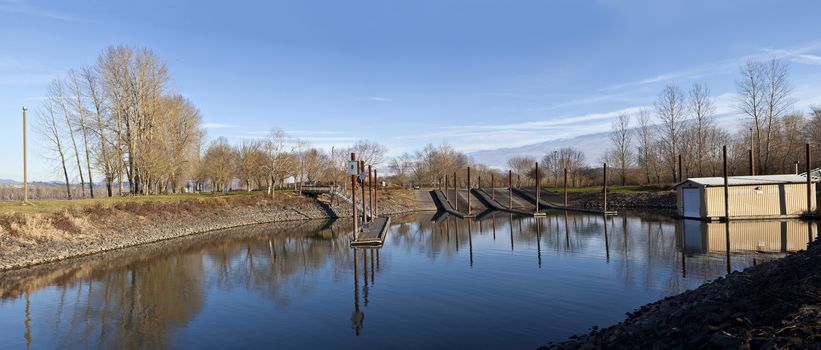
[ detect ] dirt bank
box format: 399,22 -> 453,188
539,190 -> 676,213
0,191 -> 414,271
540,235 -> 821,349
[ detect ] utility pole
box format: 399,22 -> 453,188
22,106 -> 28,203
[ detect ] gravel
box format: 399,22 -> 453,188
540,236 -> 821,349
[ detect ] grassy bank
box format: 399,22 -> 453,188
0,190 -> 280,215
0,189 -> 414,270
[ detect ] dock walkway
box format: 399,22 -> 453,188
350,217 -> 391,247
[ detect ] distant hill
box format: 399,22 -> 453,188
468,131 -> 610,168
0,179 -> 20,185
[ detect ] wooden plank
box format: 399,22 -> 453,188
351,217 -> 390,247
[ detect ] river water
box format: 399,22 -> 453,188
0,212 -> 817,349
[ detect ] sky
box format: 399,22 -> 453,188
2,0 -> 821,181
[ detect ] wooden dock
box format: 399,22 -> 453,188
351,216 -> 391,247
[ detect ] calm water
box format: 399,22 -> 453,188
0,212 -> 817,349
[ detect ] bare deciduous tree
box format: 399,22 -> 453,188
608,113 -> 632,185
654,84 -> 687,181
688,83 -> 715,176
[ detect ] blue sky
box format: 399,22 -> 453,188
2,0 -> 821,180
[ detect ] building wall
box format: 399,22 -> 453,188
703,183 -> 817,219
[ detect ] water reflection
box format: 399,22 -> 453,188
0,213 -> 817,349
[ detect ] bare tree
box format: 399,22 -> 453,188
736,59 -> 794,174
636,109 -> 656,184
507,155 -> 536,185
67,70 -> 95,198
48,79 -> 87,198
352,140 -> 387,167
654,84 -> 687,181
608,113 -> 632,185
808,106 -> 821,163
688,83 -> 715,176
36,102 -> 72,199
202,137 -> 236,192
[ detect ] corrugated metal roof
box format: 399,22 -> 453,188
674,175 -> 811,188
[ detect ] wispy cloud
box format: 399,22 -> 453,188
354,96 -> 392,102
202,122 -> 239,129
396,106 -> 648,153
602,41 -> 821,92
761,46 -> 821,66
0,1 -> 79,21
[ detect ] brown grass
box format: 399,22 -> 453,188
0,191 -> 308,239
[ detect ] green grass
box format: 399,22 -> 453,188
0,190 -> 290,215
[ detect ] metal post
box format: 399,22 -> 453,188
491,173 -> 495,200
807,143 -> 812,216
368,165 -> 373,218
359,160 -> 368,224
453,172 -> 458,212
749,127 -> 755,176
603,163 -> 608,213
508,170 -> 513,209
22,106 -> 28,203
467,167 -> 471,215
723,146 -> 729,222
535,162 -> 540,213
564,167 -> 568,208
351,153 -> 358,235
374,168 -> 378,218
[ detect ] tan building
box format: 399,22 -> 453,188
675,175 -> 817,221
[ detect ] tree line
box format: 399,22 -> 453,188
32,48 -> 820,200
38,45 -> 204,198
603,58 -> 821,186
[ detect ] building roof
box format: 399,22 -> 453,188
674,175 -> 812,188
